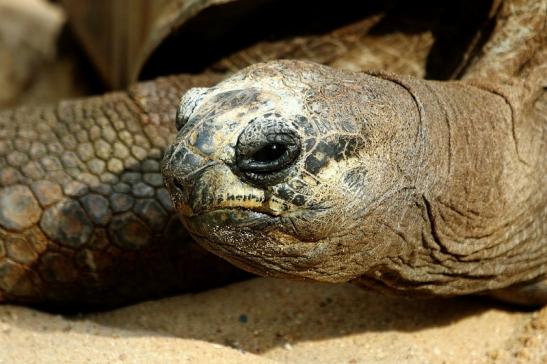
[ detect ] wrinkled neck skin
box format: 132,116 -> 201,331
165,61 -> 546,297
350,74 -> 546,296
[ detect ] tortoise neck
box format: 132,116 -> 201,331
357,74 -> 547,295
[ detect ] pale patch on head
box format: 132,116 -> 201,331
176,87 -> 210,130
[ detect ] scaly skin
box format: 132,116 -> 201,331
0,73 -> 249,309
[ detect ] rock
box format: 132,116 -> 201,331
0,0 -> 64,106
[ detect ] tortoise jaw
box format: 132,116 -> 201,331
182,208 -> 278,236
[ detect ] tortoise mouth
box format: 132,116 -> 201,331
183,208 -> 278,233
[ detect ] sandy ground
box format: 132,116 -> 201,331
1,278 -> 546,364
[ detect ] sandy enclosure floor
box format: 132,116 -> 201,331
1,278 -> 546,364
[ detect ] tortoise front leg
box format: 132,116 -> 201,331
0,73 -> 246,309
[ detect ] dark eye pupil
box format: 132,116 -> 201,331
236,130 -> 301,184
252,143 -> 287,162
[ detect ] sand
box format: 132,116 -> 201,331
1,278 -> 546,364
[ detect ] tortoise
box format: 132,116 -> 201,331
0,0 -> 544,308
161,0 -> 547,305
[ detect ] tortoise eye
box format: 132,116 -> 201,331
238,142 -> 299,174
253,143 -> 287,163
236,121 -> 301,186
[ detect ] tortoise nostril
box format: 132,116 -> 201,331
173,177 -> 185,192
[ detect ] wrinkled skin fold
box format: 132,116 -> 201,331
163,60 -> 546,302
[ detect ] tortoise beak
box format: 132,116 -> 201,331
163,143 -> 272,217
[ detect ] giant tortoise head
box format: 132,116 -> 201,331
162,60 -> 423,282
